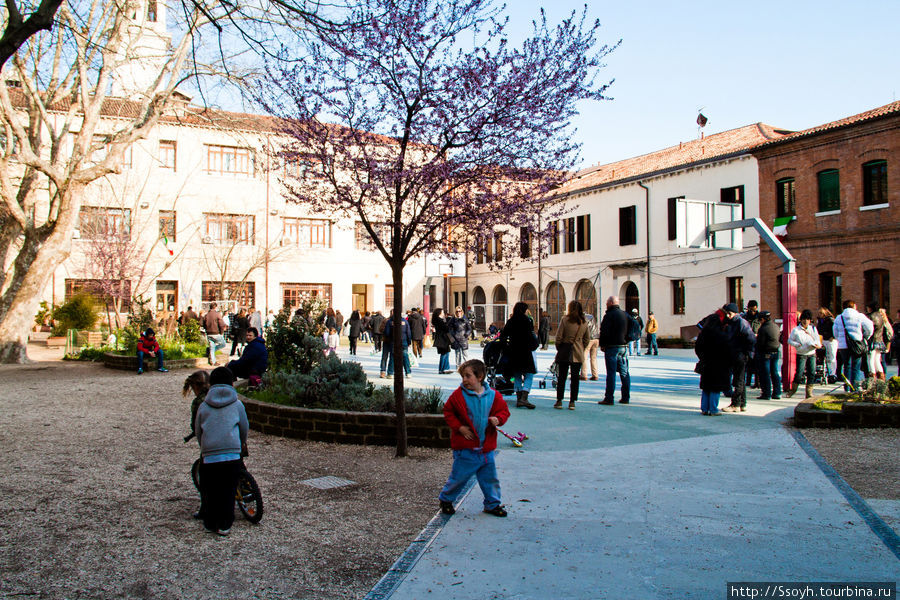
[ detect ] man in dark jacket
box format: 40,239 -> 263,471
754,311 -> 781,400
370,311 -> 385,352
598,296 -> 630,405
226,328 -> 268,380
721,303 -> 757,412
408,308 -> 426,358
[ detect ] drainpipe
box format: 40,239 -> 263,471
638,181 -> 651,316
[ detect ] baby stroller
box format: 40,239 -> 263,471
482,340 -> 515,396
538,359 -> 559,389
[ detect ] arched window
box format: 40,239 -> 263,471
472,286 -> 486,333
864,269 -> 889,312
818,272 -> 842,316
621,281 -> 639,314
519,283 -> 538,327
491,285 -> 508,326
574,279 -> 597,318
546,281 -> 566,330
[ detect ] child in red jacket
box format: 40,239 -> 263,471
439,359 -> 510,517
136,328 -> 168,374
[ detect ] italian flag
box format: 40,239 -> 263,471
162,234 -> 174,255
772,216 -> 793,237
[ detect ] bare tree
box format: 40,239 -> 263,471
260,0 -> 616,456
0,0 -> 227,362
0,0 -> 65,68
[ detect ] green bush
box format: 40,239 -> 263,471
157,339 -> 207,359
266,308 -> 328,374
34,300 -> 54,328
66,345 -> 114,362
52,294 -> 98,335
177,319 -> 205,345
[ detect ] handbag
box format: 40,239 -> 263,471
555,342 -> 574,364
840,316 -> 867,357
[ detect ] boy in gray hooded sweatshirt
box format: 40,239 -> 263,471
194,367 -> 249,536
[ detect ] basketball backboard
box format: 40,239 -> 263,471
424,252 -> 466,277
676,198 -> 742,250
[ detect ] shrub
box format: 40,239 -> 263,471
52,294 -> 99,335
34,300 -> 54,328
177,319 -> 205,345
266,308 -> 328,374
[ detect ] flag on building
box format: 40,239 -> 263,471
772,216 -> 793,237
162,234 -> 174,255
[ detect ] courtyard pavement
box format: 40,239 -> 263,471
341,342 -> 900,599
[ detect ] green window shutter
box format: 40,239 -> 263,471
817,169 -> 840,212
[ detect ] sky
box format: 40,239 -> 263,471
506,0 -> 900,169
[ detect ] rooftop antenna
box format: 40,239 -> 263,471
697,108 -> 708,139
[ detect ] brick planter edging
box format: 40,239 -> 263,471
237,392 -> 451,448
102,352 -> 208,371
793,396 -> 900,428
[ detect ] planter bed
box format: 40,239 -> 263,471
102,352 -> 208,371
793,396 -> 900,428
238,392 -> 450,448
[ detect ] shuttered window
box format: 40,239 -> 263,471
817,169 -> 840,212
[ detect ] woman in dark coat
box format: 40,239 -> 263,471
230,308 -> 249,357
432,308 -> 452,374
694,309 -> 733,416
347,310 -> 362,355
500,302 -> 539,409
448,306 -> 471,367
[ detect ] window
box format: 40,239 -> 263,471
865,269 -> 890,312
205,213 -> 254,245
727,276 -> 744,311
667,197 -> 681,241
576,214 -> 591,251
159,140 -> 176,170
619,205 -> 637,246
819,272 -> 842,316
281,283 -> 332,309
817,169 -> 840,212
159,210 -> 176,242
206,144 -> 253,176
385,284 -> 394,310
65,278 -> 131,309
564,217 -> 575,253
146,0 -> 157,21
202,281 -> 255,308
78,206 -> 131,239
720,185 -> 745,218
549,221 -> 560,255
491,233 -> 503,262
355,221 -> 391,251
672,280 -> 685,315
519,227 -> 531,259
282,217 -> 331,248
776,178 -> 796,217
862,160 -> 888,206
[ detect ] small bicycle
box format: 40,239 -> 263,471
186,433 -> 264,524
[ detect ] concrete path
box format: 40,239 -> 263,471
343,345 -> 900,599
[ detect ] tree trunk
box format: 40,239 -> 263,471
0,187 -> 81,364
392,262 -> 408,457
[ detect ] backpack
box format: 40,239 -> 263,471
626,316 -> 642,342
377,317 -> 387,334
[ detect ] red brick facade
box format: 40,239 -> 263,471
753,104 -> 900,318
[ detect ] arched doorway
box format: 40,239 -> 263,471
519,283 -> 538,328
574,279 -> 597,319
472,286 -> 486,333
621,281 -> 639,315
546,281 -> 566,331
491,284 -> 508,327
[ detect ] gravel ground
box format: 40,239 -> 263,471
1,349 -> 897,599
0,357 -> 448,600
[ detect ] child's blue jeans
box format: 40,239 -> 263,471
439,449 -> 501,510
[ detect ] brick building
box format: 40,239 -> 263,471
753,101 -> 900,318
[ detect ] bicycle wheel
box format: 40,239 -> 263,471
236,469 -> 263,523
191,458 -> 201,491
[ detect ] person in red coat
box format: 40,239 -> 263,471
438,359 -> 510,517
136,328 -> 168,374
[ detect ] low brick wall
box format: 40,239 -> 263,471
239,393 -> 451,448
793,397 -> 900,428
102,352 -> 208,371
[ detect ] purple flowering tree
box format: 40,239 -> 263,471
260,0 -> 617,456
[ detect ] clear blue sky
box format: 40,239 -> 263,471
507,0 -> 900,168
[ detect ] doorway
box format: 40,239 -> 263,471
352,284 -> 368,313
622,281 -> 639,314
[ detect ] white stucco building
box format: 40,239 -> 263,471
457,124 -> 791,339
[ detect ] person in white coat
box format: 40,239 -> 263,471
832,299 -> 874,391
786,309 -> 821,398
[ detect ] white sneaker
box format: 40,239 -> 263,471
217,528 -> 231,536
